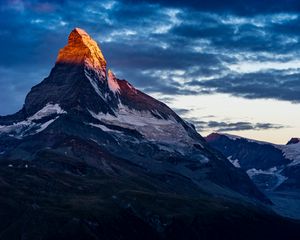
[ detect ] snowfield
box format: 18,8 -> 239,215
277,143 -> 300,166
227,156 -> 241,168
0,104 -> 66,138
89,104 -> 196,145
247,167 -> 288,190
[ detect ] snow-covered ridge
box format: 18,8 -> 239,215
28,103 -> 66,120
223,133 -> 275,145
278,143 -> 300,166
221,133 -> 300,166
89,104 -> 195,145
0,104 -> 66,138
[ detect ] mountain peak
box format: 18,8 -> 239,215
287,138 -> 300,145
56,28 -> 106,75
72,27 -> 89,37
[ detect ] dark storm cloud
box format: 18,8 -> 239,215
103,42 -> 224,71
170,12 -> 300,55
208,121 -> 285,132
187,119 -> 285,132
11,0 -> 300,15
123,0 -> 300,16
189,70 -> 300,103
1,0 -> 300,115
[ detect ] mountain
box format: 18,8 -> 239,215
0,28 -> 300,239
205,133 -> 300,191
287,138 -> 300,145
0,28 -> 265,201
206,133 -> 300,219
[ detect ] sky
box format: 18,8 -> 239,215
0,0 -> 300,144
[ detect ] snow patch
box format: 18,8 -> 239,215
89,104 -> 195,145
227,156 -> 241,168
90,104 -> 173,127
247,167 -> 278,178
107,70 -> 120,94
89,123 -> 122,133
28,103 -> 66,121
277,143 -> 300,166
199,156 -> 209,163
35,117 -> 59,134
0,104 -> 66,138
84,69 -> 106,100
158,144 -> 176,153
247,167 -> 288,189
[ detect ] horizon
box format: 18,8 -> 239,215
1,0 -> 300,144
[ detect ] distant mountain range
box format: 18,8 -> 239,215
206,133 -> 300,220
0,28 -> 299,239
206,133 -> 300,191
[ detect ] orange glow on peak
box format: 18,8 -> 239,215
56,28 -> 106,72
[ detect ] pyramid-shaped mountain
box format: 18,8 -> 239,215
1,28 -> 299,239
0,28 -> 264,200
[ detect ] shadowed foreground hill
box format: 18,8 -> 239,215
1,160 -> 300,240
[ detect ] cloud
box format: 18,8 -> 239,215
122,0 -> 300,16
0,0 -> 300,115
188,70 -> 300,103
172,108 -> 192,115
186,118 -> 285,132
